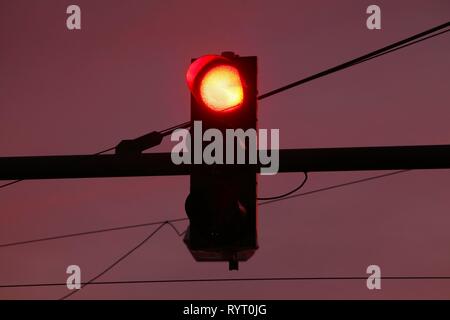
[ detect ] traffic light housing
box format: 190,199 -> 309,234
184,52 -> 258,270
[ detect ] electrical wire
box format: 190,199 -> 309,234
257,172 -> 308,201
0,218 -> 188,249
0,179 -> 23,190
0,170 -> 409,249
160,121 -> 191,136
59,222 -> 168,300
259,170 -> 410,206
166,220 -> 187,237
3,275 -> 450,289
256,21 -> 449,100
354,28 -> 450,67
0,169 -> 421,297
59,220 -> 186,299
93,146 -> 116,155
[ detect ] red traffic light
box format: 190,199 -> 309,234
185,53 -> 258,268
186,55 -> 245,112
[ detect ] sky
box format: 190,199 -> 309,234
0,0 -> 449,299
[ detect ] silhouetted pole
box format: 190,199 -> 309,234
0,144 -> 449,181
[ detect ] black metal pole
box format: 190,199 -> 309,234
277,144 -> 450,172
0,144 -> 449,181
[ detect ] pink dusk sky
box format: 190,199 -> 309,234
0,0 -> 449,299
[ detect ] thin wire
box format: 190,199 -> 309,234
353,28 -> 450,67
0,170 -> 424,295
166,221 -> 187,237
257,172 -> 308,201
257,21 -> 449,100
51,170 -> 410,298
0,179 -> 23,190
259,170 -> 410,206
59,220 -> 187,299
0,170 -> 409,249
0,218 -> 188,249
93,146 -> 116,155
160,121 -> 191,136
3,275 -> 450,288
59,222 -> 168,300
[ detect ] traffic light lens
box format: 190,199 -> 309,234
199,65 -> 244,112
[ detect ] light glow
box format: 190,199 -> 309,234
199,65 -> 244,112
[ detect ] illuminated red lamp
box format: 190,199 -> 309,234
186,55 -> 245,112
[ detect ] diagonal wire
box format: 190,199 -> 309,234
259,170 -> 410,206
257,172 -> 308,201
166,221 -> 187,237
0,170 -> 409,249
0,170 -> 424,296
257,21 -> 449,100
0,179 -> 23,189
355,28 -> 450,66
0,218 -> 188,249
59,222 -> 168,300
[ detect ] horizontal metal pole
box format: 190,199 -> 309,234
279,144 -> 450,172
0,153 -> 189,180
0,144 -> 449,181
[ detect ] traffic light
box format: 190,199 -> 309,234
184,52 -> 258,270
